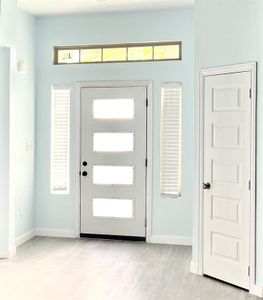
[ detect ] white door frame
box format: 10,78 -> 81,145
197,62 -> 258,295
74,80 -> 153,242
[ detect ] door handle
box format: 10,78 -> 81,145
82,161 -> 87,167
82,171 -> 88,177
203,182 -> 211,190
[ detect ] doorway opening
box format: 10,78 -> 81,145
197,63 -> 257,293
75,81 -> 153,241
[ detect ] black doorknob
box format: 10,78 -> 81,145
203,183 -> 211,190
82,161 -> 87,167
82,171 -> 88,177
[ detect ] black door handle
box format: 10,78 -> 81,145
203,183 -> 211,190
82,171 -> 88,177
82,161 -> 87,167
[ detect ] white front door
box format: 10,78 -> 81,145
203,71 -> 252,289
80,86 -> 147,237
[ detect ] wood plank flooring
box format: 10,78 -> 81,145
0,237 -> 260,300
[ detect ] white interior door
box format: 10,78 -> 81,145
80,86 -> 147,237
203,71 -> 252,289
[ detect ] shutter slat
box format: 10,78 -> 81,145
160,84 -> 182,197
51,88 -> 70,194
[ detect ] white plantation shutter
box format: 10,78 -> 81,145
160,83 -> 182,197
51,87 -> 70,194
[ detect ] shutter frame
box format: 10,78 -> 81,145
50,87 -> 71,194
160,83 -> 182,198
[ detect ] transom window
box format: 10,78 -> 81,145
54,42 -> 181,64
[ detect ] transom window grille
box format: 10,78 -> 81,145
54,42 -> 181,64
50,87 -> 70,194
160,83 -> 182,198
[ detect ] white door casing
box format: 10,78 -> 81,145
197,64 -> 257,295
196,63 -> 259,297
80,86 -> 147,237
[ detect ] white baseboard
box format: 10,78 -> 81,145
149,235 -> 192,246
15,230 -> 35,247
0,246 -> 16,259
189,261 -> 263,298
250,285 -> 263,298
190,260 -> 199,274
35,229 -> 76,238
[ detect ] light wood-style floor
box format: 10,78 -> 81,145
0,237 -> 260,300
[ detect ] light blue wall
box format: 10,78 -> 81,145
193,0 -> 263,285
0,48 -> 12,252
35,8 -> 194,238
0,0 -> 18,252
0,0 -> 17,47
14,10 -> 35,238
0,0 -> 36,251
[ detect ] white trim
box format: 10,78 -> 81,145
197,63 -> 257,293
149,235 -> 192,246
35,229 -> 76,238
248,62 -> 258,297
75,81 -> 153,241
190,260 -> 199,274
14,230 -> 35,247
0,247 -> 16,259
146,82 -> 153,242
250,285 -> 263,298
74,84 -> 81,238
198,62 -> 257,77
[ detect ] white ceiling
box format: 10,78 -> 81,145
18,0 -> 194,16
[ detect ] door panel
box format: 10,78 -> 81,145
81,86 -> 147,237
93,165 -> 134,185
203,72 -> 251,289
93,98 -> 134,120
93,133 -> 134,152
92,198 -> 133,219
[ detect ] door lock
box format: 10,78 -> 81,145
82,161 -> 87,167
203,182 -> 211,190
